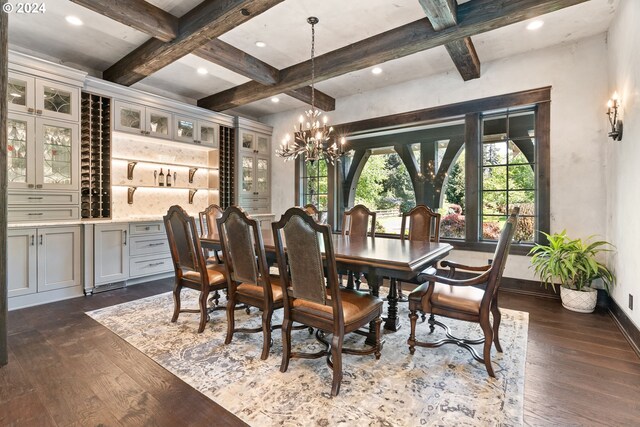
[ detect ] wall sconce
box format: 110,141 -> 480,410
607,92 -> 623,141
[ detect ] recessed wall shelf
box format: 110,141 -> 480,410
114,185 -> 216,204
112,156 -> 218,171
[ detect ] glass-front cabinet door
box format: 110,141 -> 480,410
146,108 -> 172,139
256,134 -> 270,155
7,73 -> 35,115
240,155 -> 254,196
35,119 -> 79,190
255,156 -> 270,196
35,79 -> 80,122
175,116 -> 196,143
114,100 -> 144,134
7,113 -> 36,189
198,121 -> 218,147
240,130 -> 255,152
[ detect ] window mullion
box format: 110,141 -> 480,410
465,113 -> 480,243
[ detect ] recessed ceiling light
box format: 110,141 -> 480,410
65,16 -> 83,26
271,97 -> 280,103
255,41 -> 267,48
371,67 -> 383,75
526,20 -> 544,31
197,67 -> 208,75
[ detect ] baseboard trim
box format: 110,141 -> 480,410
608,299 -> 640,359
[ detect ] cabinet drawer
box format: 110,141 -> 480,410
130,222 -> 165,236
129,235 -> 170,257
129,254 -> 173,278
8,191 -> 79,205
8,207 -> 79,222
239,196 -> 269,207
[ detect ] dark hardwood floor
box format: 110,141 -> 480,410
1,280 -> 639,426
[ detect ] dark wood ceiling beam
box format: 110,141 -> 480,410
418,0 -> 480,81
70,0 -> 178,42
199,0 -> 586,111
287,86 -> 336,112
103,0 -> 285,86
195,40 -> 335,110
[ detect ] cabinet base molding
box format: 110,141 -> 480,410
8,286 -> 84,311
91,281 -> 126,294
126,272 -> 174,287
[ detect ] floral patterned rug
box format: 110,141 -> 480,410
86,291 -> 528,426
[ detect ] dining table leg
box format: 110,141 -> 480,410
384,278 -> 401,332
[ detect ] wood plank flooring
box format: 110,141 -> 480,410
1,280 -> 639,426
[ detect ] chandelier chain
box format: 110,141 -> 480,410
310,20 -> 315,111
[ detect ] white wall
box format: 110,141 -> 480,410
607,0 -> 640,327
263,34 -> 610,281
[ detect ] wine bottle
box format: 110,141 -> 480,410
159,168 -> 165,186
166,169 -> 172,187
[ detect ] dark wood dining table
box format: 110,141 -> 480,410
200,232 -> 452,336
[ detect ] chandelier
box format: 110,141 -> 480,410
276,17 -> 345,164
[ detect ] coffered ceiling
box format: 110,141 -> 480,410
7,0 -> 617,118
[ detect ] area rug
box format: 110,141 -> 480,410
86,291 -> 528,426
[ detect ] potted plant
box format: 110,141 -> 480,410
529,231 -> 615,313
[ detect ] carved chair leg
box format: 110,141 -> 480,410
225,293 -> 236,344
280,318 -> 292,373
330,333 -> 344,397
373,317 -> 382,359
197,291 -> 209,333
346,271 -> 355,290
354,272 -> 362,290
421,312 -> 427,322
261,310 -> 273,360
491,303 -> 503,353
408,309 -> 418,355
171,284 -> 182,323
428,313 -> 436,333
480,317 -> 495,377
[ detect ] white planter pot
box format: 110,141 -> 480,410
560,286 -> 597,313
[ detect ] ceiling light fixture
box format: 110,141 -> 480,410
197,67 -> 208,75
255,41 -> 267,48
276,17 -> 344,164
65,16 -> 84,26
271,97 -> 280,103
372,67 -> 383,75
526,20 -> 544,31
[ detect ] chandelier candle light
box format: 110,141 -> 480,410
276,17 -> 345,164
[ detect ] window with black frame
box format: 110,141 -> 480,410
301,160 -> 328,222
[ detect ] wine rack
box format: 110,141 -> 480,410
219,125 -> 235,209
81,92 -> 111,218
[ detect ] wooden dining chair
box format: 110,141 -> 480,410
217,206 -> 284,360
407,207 -> 519,377
395,205 -> 442,301
273,207 -> 383,397
199,204 -> 223,264
341,204 -> 376,289
163,205 -> 227,333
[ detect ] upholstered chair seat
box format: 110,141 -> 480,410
182,264 -> 227,286
236,277 -> 284,302
409,282 -> 484,316
292,289 -> 382,326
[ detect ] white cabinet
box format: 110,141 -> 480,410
7,226 -> 82,298
7,228 -> 37,298
128,222 -> 172,278
114,100 -> 172,139
6,112 -> 79,192
174,115 -> 218,147
7,71 -> 80,122
237,123 -> 272,214
94,223 -> 129,285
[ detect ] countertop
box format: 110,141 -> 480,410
7,213 -> 276,228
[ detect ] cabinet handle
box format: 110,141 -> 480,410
28,213 -> 44,216
123,230 -> 127,245
28,197 -> 43,200
148,262 -> 164,267
39,235 -> 43,245
140,130 -> 145,134
148,242 -> 165,247
144,226 -> 150,231
27,107 -> 35,114
36,109 -> 43,115
35,184 -> 43,189
30,235 -> 35,246
28,184 -> 35,188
